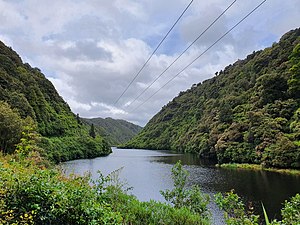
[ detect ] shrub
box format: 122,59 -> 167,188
215,190 -> 300,225
99,165 -> 210,225
0,154 -> 122,225
160,161 -> 210,218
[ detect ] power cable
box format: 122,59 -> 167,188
127,0 -> 237,107
114,0 -> 194,104
131,0 -> 267,112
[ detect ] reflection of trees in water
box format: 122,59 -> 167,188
151,153 -> 217,166
63,148 -> 300,221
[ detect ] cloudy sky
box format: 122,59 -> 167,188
0,0 -> 299,126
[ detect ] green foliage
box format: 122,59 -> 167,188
15,116 -> 42,157
0,40 -> 111,161
215,190 -> 259,225
0,153 -> 210,225
89,124 -> 96,138
40,135 -> 111,163
105,196 -> 209,225
262,135 -> 299,168
0,101 -> 41,156
100,165 -> 210,225
124,28 -> 300,169
219,163 -> 300,176
215,191 -> 300,225
0,154 -> 122,225
160,161 -> 210,218
281,194 -> 300,224
0,101 -> 24,153
84,117 -> 142,146
0,146 -> 298,225
262,203 -> 271,225
288,43 -> 300,98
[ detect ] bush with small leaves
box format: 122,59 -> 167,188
160,161 -> 210,219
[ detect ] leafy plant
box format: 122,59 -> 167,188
160,161 -> 210,218
0,154 -> 123,225
281,193 -> 300,224
215,191 -> 300,225
99,162 -> 210,225
0,101 -> 24,153
262,203 -> 270,225
215,190 -> 259,225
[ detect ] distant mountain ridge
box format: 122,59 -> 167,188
84,117 -> 142,146
124,28 -> 300,169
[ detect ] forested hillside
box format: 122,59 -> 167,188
84,117 -> 142,146
0,41 -> 111,162
125,28 -> 300,169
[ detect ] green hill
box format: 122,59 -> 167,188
124,28 -> 300,169
0,41 -> 111,162
84,117 -> 142,146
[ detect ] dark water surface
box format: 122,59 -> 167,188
61,148 -> 300,224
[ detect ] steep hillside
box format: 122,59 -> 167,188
84,117 -> 142,146
0,41 -> 111,162
125,28 -> 300,169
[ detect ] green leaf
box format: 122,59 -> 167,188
262,203 -> 270,225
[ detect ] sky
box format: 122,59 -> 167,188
0,0 -> 300,126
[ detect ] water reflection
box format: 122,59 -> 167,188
152,153 -> 300,220
62,148 -> 300,223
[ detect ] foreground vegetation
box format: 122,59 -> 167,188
0,94 -> 209,224
124,28 -> 300,169
0,149 -> 210,225
215,191 -> 300,225
1,148 -> 299,225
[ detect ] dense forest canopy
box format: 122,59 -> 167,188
0,41 -> 111,162
124,28 -> 300,169
84,117 -> 142,146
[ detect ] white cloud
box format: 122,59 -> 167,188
0,34 -> 13,47
91,102 -> 128,116
0,0 -> 300,126
68,99 -> 92,112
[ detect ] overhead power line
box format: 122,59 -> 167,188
126,0 -> 237,107
131,0 -> 267,112
114,0 -> 194,105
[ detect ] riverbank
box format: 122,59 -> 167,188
217,163 -> 300,176
0,152 -> 210,225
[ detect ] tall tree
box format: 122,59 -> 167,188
0,101 -> 23,153
76,113 -> 82,126
89,124 -> 96,139
288,43 -> 300,98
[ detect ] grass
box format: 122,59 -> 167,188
216,163 -> 300,176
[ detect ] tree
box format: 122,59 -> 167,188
76,113 -> 82,126
288,43 -> 300,98
0,101 -> 23,153
89,124 -> 96,139
15,117 -> 41,156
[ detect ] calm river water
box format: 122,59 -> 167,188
61,148 -> 300,224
